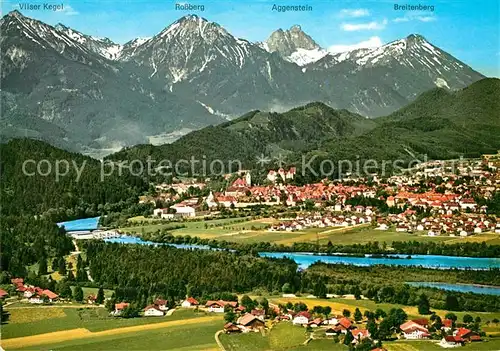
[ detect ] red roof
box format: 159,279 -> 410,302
455,328 -> 471,338
144,304 -> 163,312
0,289 -> 8,297
154,299 -> 167,306
412,318 -> 429,327
296,311 -> 311,319
339,317 -> 352,329
232,178 -> 247,187
41,289 -> 58,299
185,297 -> 199,305
205,300 -> 238,308
442,319 -> 453,328
351,328 -> 370,339
115,302 -> 130,310
11,278 -> 24,285
444,336 -> 463,343
251,309 -> 265,316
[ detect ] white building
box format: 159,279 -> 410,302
144,305 -> 165,317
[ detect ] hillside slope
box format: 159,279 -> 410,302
109,78 -> 500,178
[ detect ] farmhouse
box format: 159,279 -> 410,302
351,328 -> 371,344
0,289 -> 9,299
154,299 -> 168,311
181,297 -> 199,308
292,311 -> 311,326
440,335 -> 464,347
205,300 -> 238,313
454,327 -> 481,342
144,304 -> 165,317
236,313 -> 266,332
224,322 -> 241,333
112,302 -> 130,316
400,320 -> 430,339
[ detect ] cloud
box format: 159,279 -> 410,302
417,16 -> 436,22
393,17 -> 410,23
341,19 -> 387,31
340,9 -> 370,18
56,5 -> 79,16
328,36 -> 382,53
393,13 -> 437,23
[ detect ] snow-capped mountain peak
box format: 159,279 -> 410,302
54,23 -> 123,60
263,25 -> 326,66
122,14 -> 265,82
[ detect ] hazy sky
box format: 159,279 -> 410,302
3,0 -> 499,76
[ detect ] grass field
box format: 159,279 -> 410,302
121,216 -> 500,246
221,322 -> 308,351
2,314 -> 222,350
74,286 -> 114,299
2,307 -> 213,339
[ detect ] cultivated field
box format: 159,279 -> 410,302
1,308 -> 222,350
2,307 -> 214,339
121,217 -> 500,246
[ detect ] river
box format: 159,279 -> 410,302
260,252 -> 500,270
406,282 -> 500,296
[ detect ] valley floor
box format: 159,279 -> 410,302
121,216 -> 500,246
3,298 -> 500,351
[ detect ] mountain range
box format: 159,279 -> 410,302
0,11 -> 485,154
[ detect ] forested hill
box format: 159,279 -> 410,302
314,77 -> 500,163
108,78 -> 500,178
106,102 -> 376,169
0,139 -> 148,220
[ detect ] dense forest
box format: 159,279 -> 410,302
83,241 -> 298,300
0,139 -> 148,221
0,216 -> 74,276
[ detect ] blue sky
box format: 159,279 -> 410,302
3,0 -> 499,76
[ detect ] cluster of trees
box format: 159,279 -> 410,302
82,241 -> 298,306
0,216 -> 74,277
0,139 -> 148,221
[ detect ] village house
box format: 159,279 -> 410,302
442,319 -> 453,332
205,300 -> 238,313
87,294 -> 97,304
0,289 -> 8,299
400,320 -> 430,339
307,318 -> 323,328
144,304 -> 165,317
454,327 -> 481,342
154,299 -> 168,311
112,302 -> 130,316
351,329 -> 371,344
28,289 -> 58,304
440,335 -> 464,347
224,322 -> 242,333
236,313 -> 266,332
152,208 -> 175,220
250,309 -> 266,321
181,297 -> 199,308
292,311 -> 311,326
335,317 -> 354,334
